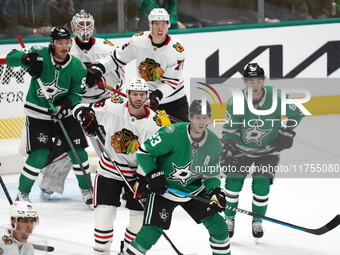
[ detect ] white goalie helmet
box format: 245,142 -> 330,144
9,201 -> 39,226
71,10 -> 95,43
148,8 -> 170,29
126,78 -> 149,98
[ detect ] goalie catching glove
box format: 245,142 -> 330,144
21,52 -> 43,79
207,188 -> 226,213
145,169 -> 167,195
78,107 -> 98,136
272,127 -> 296,152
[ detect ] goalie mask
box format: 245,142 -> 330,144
148,8 -> 170,30
71,10 -> 95,43
9,201 -> 39,228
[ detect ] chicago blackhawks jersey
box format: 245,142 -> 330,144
70,37 -> 124,103
0,226 -> 34,255
137,122 -> 223,202
99,31 -> 186,104
73,97 -> 162,181
222,86 -> 305,156
6,46 -> 87,120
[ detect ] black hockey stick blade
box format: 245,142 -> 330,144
167,188 -> 340,235
33,243 -> 55,252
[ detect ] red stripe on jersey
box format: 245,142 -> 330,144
100,156 -> 136,175
164,80 -> 178,86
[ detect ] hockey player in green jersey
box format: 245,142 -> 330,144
221,63 -> 305,239
126,100 -> 230,255
5,26 -> 94,208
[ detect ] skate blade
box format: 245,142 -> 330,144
255,238 -> 260,245
40,190 -> 51,200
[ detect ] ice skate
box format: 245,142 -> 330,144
225,217 -> 235,238
40,188 -> 54,200
15,191 -> 31,202
80,188 -> 94,209
252,221 -> 264,244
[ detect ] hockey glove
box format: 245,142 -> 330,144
272,127 -> 296,152
132,174 -> 148,201
21,52 -> 43,79
86,63 -> 105,88
79,107 -> 98,136
147,90 -> 163,111
145,169 -> 168,195
52,98 -> 73,120
220,139 -> 238,169
207,188 -> 226,213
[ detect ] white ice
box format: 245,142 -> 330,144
1,115 -> 340,255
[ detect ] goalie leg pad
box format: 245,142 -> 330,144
94,205 -> 117,255
37,152 -> 72,194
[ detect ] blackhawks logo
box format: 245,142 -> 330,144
111,128 -> 140,154
104,39 -> 114,46
153,115 -> 163,127
173,42 -> 184,52
134,31 -> 144,36
2,235 -> 13,245
138,58 -> 164,81
111,97 -> 124,104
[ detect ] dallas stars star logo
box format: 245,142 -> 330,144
37,133 -> 48,144
168,161 -> 200,186
37,79 -> 67,101
242,121 -> 270,146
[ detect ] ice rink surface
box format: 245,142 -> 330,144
1,115 -> 340,255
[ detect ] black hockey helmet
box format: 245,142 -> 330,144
50,26 -> 72,46
189,99 -> 212,119
243,63 -> 265,79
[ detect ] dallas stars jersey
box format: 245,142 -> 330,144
70,37 -> 124,103
222,86 -> 305,155
6,46 -> 87,120
137,122 -> 222,202
0,226 -> 34,255
99,31 -> 186,104
73,97 -> 162,181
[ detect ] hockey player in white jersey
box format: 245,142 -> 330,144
70,9 -> 124,102
73,78 -> 163,254
88,8 -> 189,122
0,201 -> 39,255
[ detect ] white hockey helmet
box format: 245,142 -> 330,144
71,10 -> 95,43
148,8 -> 170,29
126,78 -> 149,98
9,201 -> 39,226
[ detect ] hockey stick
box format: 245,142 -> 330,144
36,78 -> 93,192
93,130 -> 198,255
97,81 -> 126,97
167,188 -> 340,236
0,173 -> 13,204
156,110 -> 182,123
0,173 -> 55,252
234,145 -> 276,158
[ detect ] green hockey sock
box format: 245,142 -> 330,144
252,175 -> 270,221
19,148 -> 50,193
129,225 -> 163,254
67,148 -> 91,190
